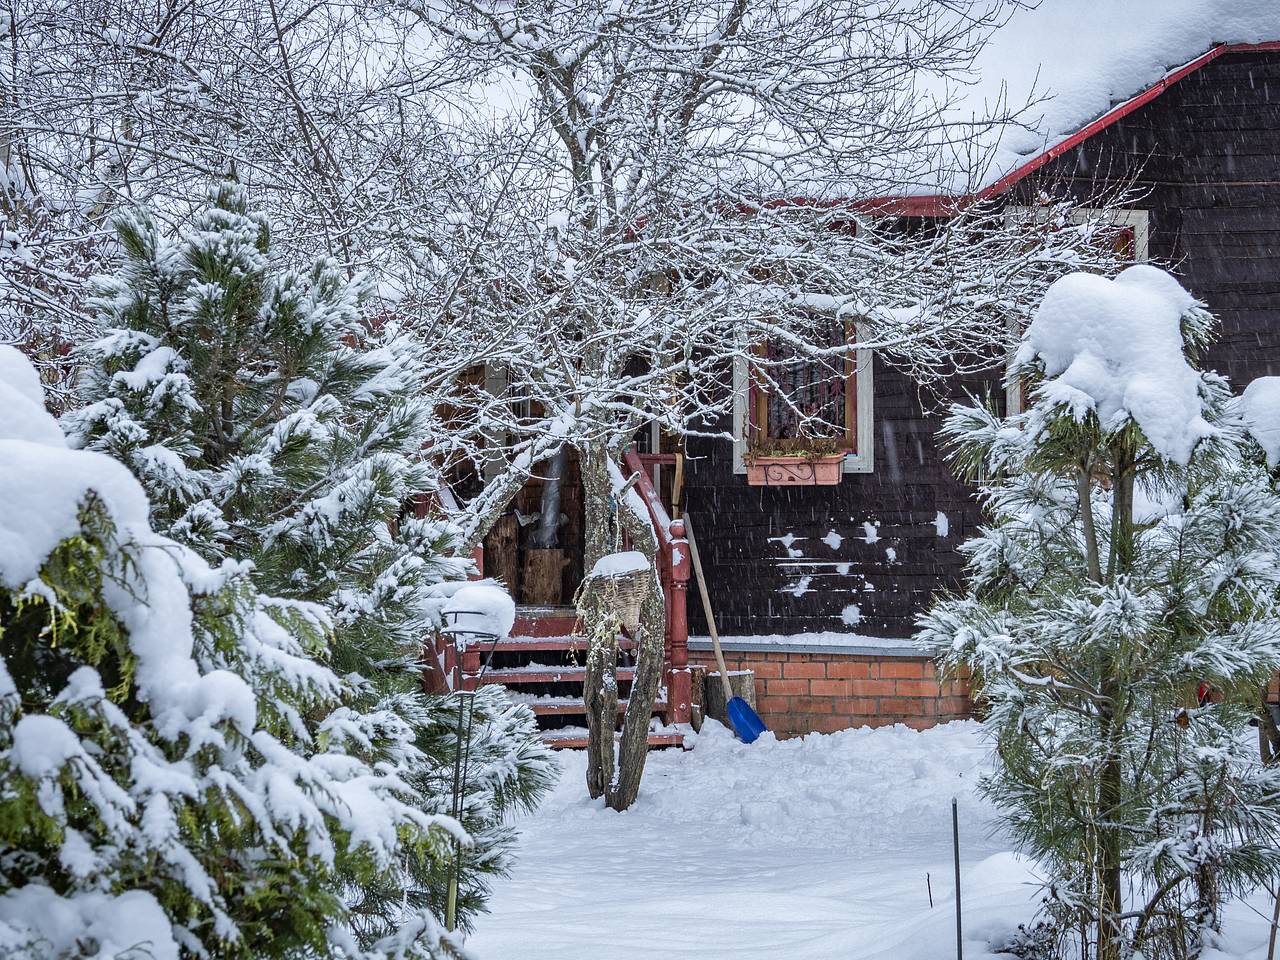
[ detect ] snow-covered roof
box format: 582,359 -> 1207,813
925,0 -> 1280,198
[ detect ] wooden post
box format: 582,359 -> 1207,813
461,643 -> 481,691
522,548 -> 567,605
689,664 -> 707,732
667,519 -> 692,725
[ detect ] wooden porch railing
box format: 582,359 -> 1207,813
429,451 -> 692,726
621,447 -> 692,726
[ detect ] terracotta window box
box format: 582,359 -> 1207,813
745,453 -> 846,486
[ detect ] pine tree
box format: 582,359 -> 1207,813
918,266 -> 1280,960
0,345 -> 467,958
63,183 -> 555,940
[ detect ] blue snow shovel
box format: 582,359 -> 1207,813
683,515 -> 768,743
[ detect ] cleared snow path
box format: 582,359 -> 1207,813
471,720 -> 1279,960
471,721 -> 1037,959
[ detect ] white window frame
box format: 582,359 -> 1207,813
1003,206 -> 1150,414
731,322 -> 874,475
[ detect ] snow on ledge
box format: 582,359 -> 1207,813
688,631 -> 930,658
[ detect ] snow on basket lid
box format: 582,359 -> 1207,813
1015,264 -> 1213,465
588,550 -> 649,579
441,582 -> 516,638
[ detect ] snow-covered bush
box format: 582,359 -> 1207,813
0,345 -> 468,958
62,182 -> 555,937
918,266 -> 1280,960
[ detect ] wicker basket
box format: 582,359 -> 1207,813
582,564 -> 649,636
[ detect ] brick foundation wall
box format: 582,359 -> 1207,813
688,647 -> 971,737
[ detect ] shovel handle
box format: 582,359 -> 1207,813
682,516 -> 733,703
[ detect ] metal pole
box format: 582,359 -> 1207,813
953,797 -> 963,960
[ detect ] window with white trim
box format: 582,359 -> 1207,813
731,322 -> 874,474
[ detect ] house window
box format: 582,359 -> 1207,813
752,328 -> 856,451
732,322 -> 874,475
1004,207 -> 1149,414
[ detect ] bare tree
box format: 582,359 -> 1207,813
396,0 -> 1135,807
0,0 -> 505,407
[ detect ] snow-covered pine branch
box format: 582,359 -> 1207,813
0,344 -> 476,959
918,265 -> 1280,960
57,183 -> 557,945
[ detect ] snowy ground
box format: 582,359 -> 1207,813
470,721 -> 1278,960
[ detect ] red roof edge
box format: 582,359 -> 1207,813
865,41 -> 1280,218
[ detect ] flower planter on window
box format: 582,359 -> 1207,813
745,453 -> 845,486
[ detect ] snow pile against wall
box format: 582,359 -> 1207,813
1015,265 -> 1213,464
931,0 -> 1280,193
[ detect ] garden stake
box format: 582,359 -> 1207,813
442,616 -> 504,932
953,797 -> 963,960
1267,885 -> 1279,960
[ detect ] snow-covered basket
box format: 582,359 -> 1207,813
580,551 -> 651,634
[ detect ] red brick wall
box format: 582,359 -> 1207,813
689,649 -> 971,737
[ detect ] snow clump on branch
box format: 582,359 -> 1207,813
1014,264 -> 1215,465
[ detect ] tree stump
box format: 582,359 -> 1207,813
703,669 -> 757,725
483,513 -> 520,596
521,548 -> 567,605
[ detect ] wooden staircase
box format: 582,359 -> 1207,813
476,606 -> 685,750
428,448 -> 694,750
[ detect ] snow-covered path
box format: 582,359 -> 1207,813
471,720 -> 1280,960
470,721 -> 1038,959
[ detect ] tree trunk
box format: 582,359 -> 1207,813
1097,744 -> 1125,960
576,440 -> 667,812
605,453 -> 666,812
610,590 -> 664,811
1098,437 -> 1135,960
583,610 -> 618,800
1078,460 -> 1102,584
580,441 -> 617,799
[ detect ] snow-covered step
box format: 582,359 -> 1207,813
477,605 -> 678,751
511,606 -> 579,637
509,694 -> 668,716
480,665 -> 637,686
540,727 -> 686,750
489,635 -> 636,653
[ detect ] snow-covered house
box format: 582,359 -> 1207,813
464,4 -> 1280,740
668,8 -> 1280,735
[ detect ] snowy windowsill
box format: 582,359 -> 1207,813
687,632 -> 933,658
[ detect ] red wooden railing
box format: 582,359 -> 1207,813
621,447 -> 692,726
